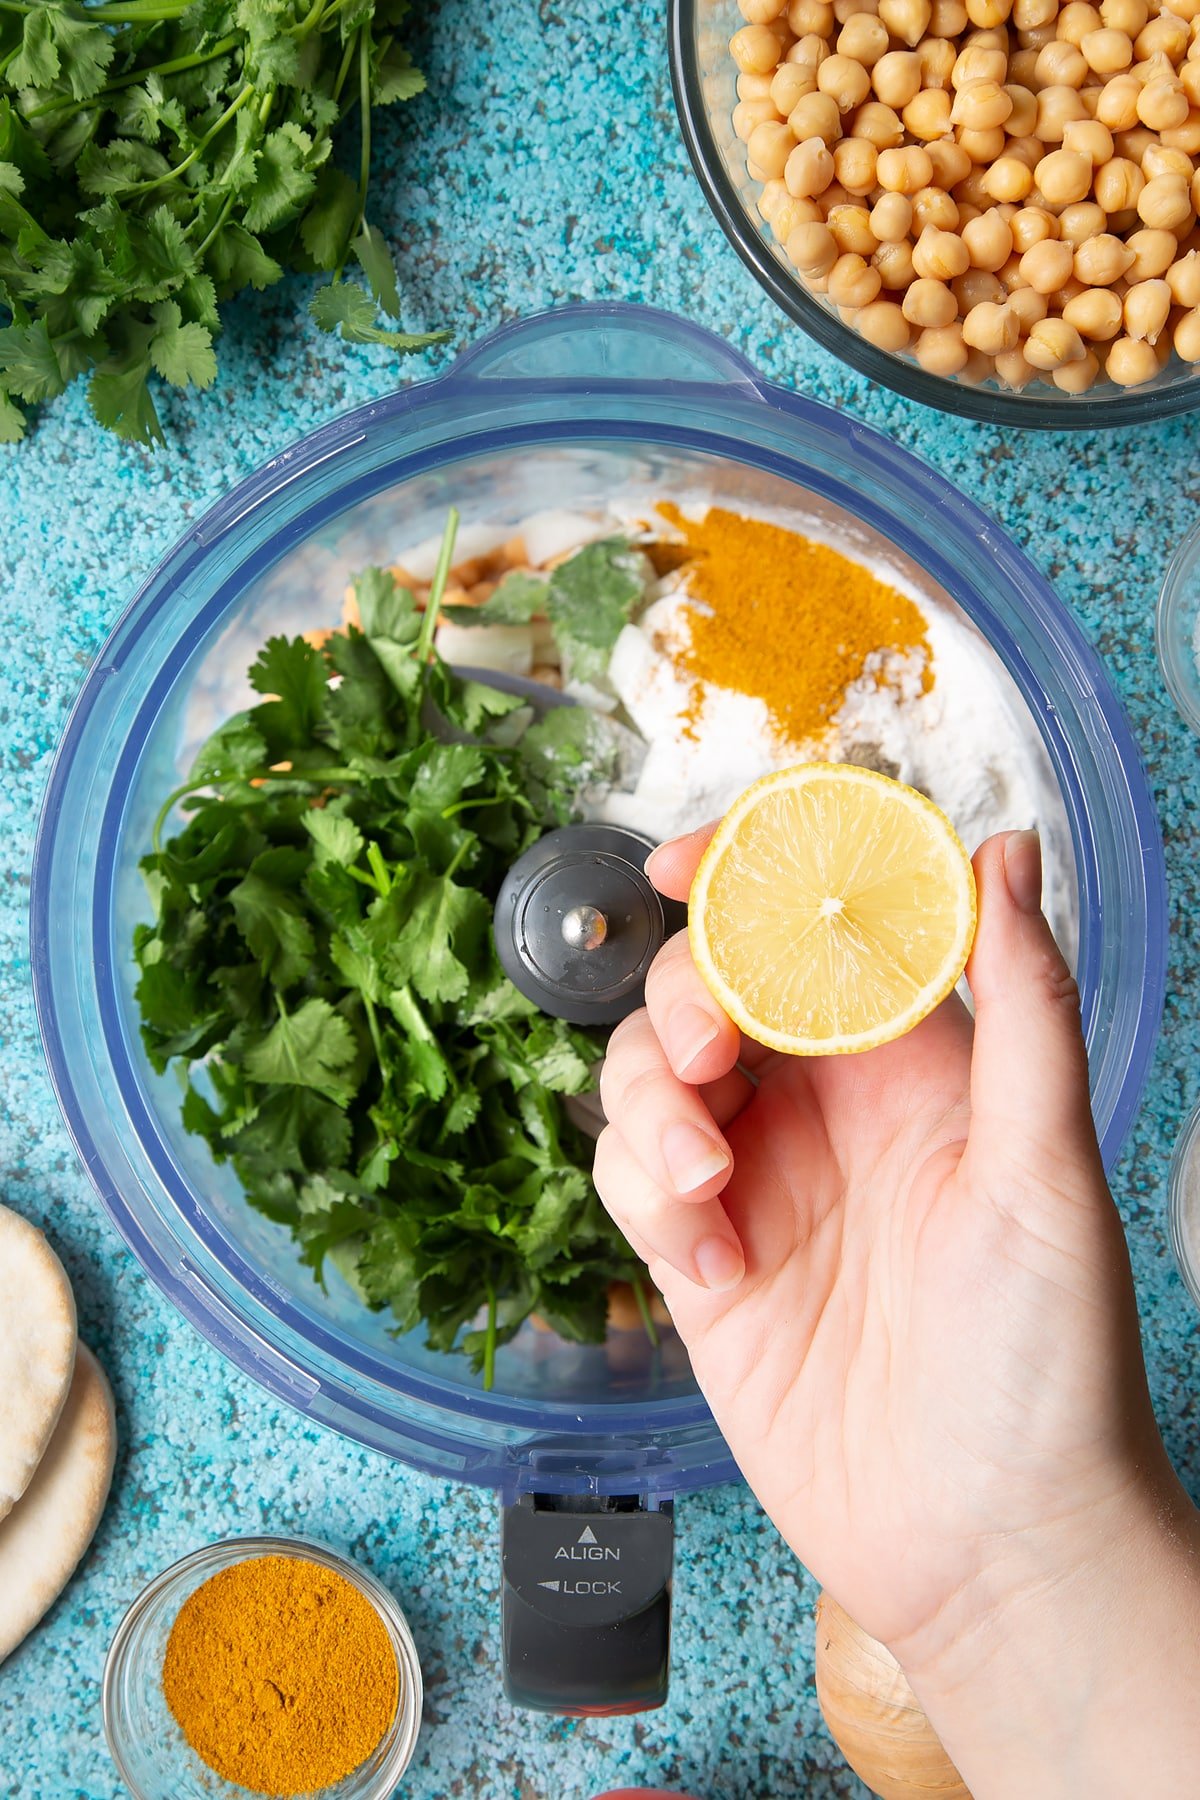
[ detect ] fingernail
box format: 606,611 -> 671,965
644,845 -> 669,889
1003,830 -> 1042,914
662,1122 -> 730,1195
667,1004 -> 720,1075
693,1235 -> 745,1292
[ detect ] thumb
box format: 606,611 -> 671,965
965,830 -> 1104,1186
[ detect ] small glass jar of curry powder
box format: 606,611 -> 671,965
103,1536 -> 422,1799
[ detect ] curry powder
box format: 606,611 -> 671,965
655,502 -> 932,746
162,1554 -> 399,1796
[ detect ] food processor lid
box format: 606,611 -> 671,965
494,825 -> 687,1025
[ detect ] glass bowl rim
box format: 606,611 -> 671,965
1168,1100 -> 1200,1310
666,0 -> 1200,430
1156,520 -> 1200,735
102,1533 -> 423,1800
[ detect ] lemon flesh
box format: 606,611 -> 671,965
689,763 -> 978,1056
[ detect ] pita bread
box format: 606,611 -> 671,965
0,1206 -> 77,1520
0,1343 -> 116,1665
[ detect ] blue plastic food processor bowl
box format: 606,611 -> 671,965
31,303 -> 1166,1708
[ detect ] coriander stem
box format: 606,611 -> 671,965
356,25 -> 371,232
632,1275 -> 660,1350
129,82 -> 254,193
193,191 -> 236,258
483,1276 -> 497,1391
366,842 -> 391,895
362,991 -> 385,1066
415,507 -> 460,670
26,34 -> 242,116
332,32 -> 356,104
444,839 -> 470,880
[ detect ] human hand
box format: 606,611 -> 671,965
595,828 -> 1197,1788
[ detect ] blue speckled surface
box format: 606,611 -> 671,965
2,4 -> 1200,1796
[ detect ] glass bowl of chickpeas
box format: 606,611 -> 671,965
669,0 -> 1200,422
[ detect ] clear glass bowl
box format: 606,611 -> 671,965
668,0 -> 1200,428
1157,522 -> 1200,734
30,304 -> 1167,1499
1168,1101 -> 1200,1310
103,1537 -> 423,1800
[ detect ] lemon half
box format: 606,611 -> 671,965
689,763 -> 978,1056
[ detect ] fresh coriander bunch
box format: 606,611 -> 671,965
0,0 -> 445,445
134,515 -> 653,1385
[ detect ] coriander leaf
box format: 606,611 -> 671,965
0,319 -> 63,403
229,849 -> 318,989
0,390 -> 25,442
547,537 -> 647,684
207,223 -> 283,297
46,10 -> 115,102
78,137 -> 173,196
442,569 -> 548,628
243,122 -> 317,233
299,165 -> 359,269
244,997 -> 357,1105
150,302 -> 217,390
129,207 -> 197,305
0,161 -> 22,195
352,222 -> 400,320
304,809 -> 365,868
248,634 -> 328,749
378,872 -> 492,1006
353,566 -> 420,642
134,961 -> 226,1068
372,42 -> 426,105
88,354 -> 162,445
189,714 -> 268,784
308,279 -> 447,351
9,9 -> 57,92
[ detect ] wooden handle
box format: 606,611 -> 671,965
814,1592 -> 973,1800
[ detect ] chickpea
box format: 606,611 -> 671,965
787,0 -> 832,26
757,178 -> 788,222
1082,26 -> 1135,75
952,44 -> 1008,86
1051,348 -> 1101,389
1091,158 -> 1143,215
817,54 -> 872,112
1142,143 -> 1195,182
1014,0 -> 1057,26
1183,63 -> 1200,105
915,321 -> 970,369
1105,332 -> 1160,380
919,37 -> 959,88
1058,200 -> 1109,243
1174,304 -> 1200,356
873,50 -> 924,107
827,251 -> 885,305
966,0 -> 1013,26
1037,86 -> 1090,141
1001,84 -> 1037,137
880,0 -> 934,40
959,210 -> 1014,269
831,138 -> 877,193
792,93 -> 846,146
1007,283 -> 1051,325
1062,285 -> 1126,333
1060,2 -> 1104,42
1021,236 -> 1078,288
788,32 -> 831,68
991,346 -> 1037,386
912,184 -> 962,227
787,219 -> 839,272
852,101 -> 907,146
959,297 -> 1019,348
903,275 -> 961,322
1167,246 -> 1200,301
1038,150 -> 1095,206
927,139 -> 974,185
904,89 -> 955,136
837,13 -> 890,62
913,223 -> 973,276
873,148 -> 932,199
771,63 -> 818,113
1138,172 -> 1193,226
1121,275 -> 1172,335
1121,226 -> 1178,277
1009,47 -> 1041,86
827,203 -> 879,254
870,190 -> 915,238
734,97 -> 781,142
1071,232 -> 1135,282
949,79 -> 1014,134
741,0 -> 788,19
1162,109 -> 1200,153
731,25 -> 783,74
1095,73 -> 1141,130
771,194 -> 824,239
818,180 -> 852,209
785,136 -> 836,195
1112,125 -> 1157,163
1136,14 -> 1190,60
834,0 -> 876,18
1060,121 -> 1114,169
979,155 -> 1033,201
1138,77 -> 1191,132
874,238 -> 919,284
747,120 -> 799,179
1035,40 -> 1090,87
1193,161 -> 1200,212
953,265 -> 1009,304
1100,0 -> 1148,34
738,71 -> 777,101
931,0 -> 970,28
1010,206 -> 1060,249
855,298 -> 914,345
1022,316 -> 1088,365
